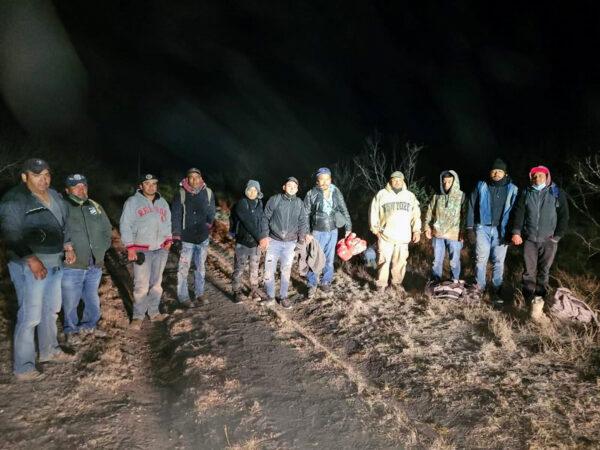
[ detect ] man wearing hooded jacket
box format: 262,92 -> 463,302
230,180 -> 269,303
423,170 -> 466,283
171,168 -> 216,308
369,171 -> 421,293
511,165 -> 569,302
466,158 -> 518,303
304,167 -> 352,298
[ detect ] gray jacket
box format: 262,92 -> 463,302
119,191 -> 172,251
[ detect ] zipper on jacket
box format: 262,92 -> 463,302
81,204 -> 94,263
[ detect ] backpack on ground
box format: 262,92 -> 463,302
547,288 -> 598,325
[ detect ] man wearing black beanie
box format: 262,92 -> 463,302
466,158 -> 518,307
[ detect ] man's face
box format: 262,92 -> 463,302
22,169 -> 51,194
67,183 -> 88,199
283,181 -> 298,196
442,176 -> 454,192
316,174 -> 331,190
187,172 -> 203,189
390,177 -> 403,190
140,180 -> 158,197
246,186 -> 258,200
489,169 -> 506,181
532,172 -> 547,186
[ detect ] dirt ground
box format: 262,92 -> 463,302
0,234 -> 599,449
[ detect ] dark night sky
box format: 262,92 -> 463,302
2,1 -> 600,192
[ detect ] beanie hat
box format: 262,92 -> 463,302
285,176 -> 299,186
491,158 -> 507,172
529,165 -> 550,179
315,167 -> 331,178
244,179 -> 263,199
389,170 -> 404,180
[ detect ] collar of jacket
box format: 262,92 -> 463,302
67,194 -> 89,206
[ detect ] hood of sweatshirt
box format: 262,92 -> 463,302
439,169 -> 461,195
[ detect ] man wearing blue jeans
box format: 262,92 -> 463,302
304,168 -> 352,298
61,174 -> 112,344
466,159 -> 518,306
0,158 -> 76,381
263,177 -> 309,309
120,174 -> 173,329
424,170 -> 465,283
171,168 -> 215,308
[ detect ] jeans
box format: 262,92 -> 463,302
232,244 -> 261,292
264,239 -> 296,299
8,260 -> 62,374
61,266 -> 103,334
431,237 -> 463,281
133,249 -> 168,319
177,239 -> 209,302
522,238 -> 558,300
307,229 -> 338,288
475,225 -> 508,290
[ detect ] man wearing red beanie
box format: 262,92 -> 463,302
511,165 -> 569,305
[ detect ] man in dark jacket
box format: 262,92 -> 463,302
466,158 -> 518,305
171,168 -> 216,308
304,167 -> 351,298
263,176 -> 309,309
0,158 -> 76,381
511,165 -> 569,303
231,180 -> 269,303
61,174 -> 112,343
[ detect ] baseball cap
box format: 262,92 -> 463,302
139,173 -> 158,184
66,173 -> 88,187
22,158 -> 50,174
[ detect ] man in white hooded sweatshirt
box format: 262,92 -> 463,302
369,171 -> 421,293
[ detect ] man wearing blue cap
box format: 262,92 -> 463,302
304,167 -> 352,298
61,174 -> 113,344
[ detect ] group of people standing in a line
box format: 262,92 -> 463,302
0,156 -> 568,381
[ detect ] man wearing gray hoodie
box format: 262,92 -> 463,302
120,174 -> 172,329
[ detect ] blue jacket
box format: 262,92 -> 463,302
466,179 -> 518,240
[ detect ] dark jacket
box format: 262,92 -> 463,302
303,185 -> 352,233
232,198 -> 269,248
264,193 -> 308,243
171,180 -> 216,244
511,184 -> 569,242
0,184 -> 70,261
63,195 -> 113,269
466,177 -> 518,240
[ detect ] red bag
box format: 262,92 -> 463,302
336,233 -> 367,261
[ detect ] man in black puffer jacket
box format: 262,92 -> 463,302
511,165 -> 569,303
263,176 -> 309,309
171,168 -> 216,308
303,167 -> 352,298
230,180 -> 269,303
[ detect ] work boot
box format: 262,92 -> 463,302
250,287 -> 263,302
321,284 -> 332,293
232,291 -> 244,304
195,295 -> 208,306
15,370 -> 46,382
65,333 -> 81,346
129,318 -> 143,330
149,313 -> 168,322
39,351 -> 76,364
260,297 -> 276,306
392,284 -> 406,297
179,299 -> 193,309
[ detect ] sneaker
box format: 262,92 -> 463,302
260,297 -> 276,306
39,351 -> 76,363
232,292 -> 244,304
149,313 -> 168,322
321,284 -> 332,293
90,328 -> 108,338
375,285 -> 386,293
195,295 -> 209,306
15,370 -> 46,382
306,286 -> 317,299
279,297 -> 293,309
179,299 -> 193,309
129,318 -> 143,330
250,287 -> 263,301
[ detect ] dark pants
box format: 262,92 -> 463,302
522,238 -> 558,300
232,244 -> 261,293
